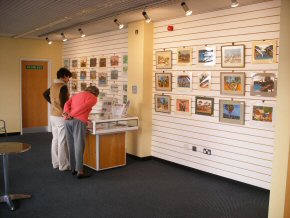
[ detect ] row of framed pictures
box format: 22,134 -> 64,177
155,72 -> 277,97
156,39 -> 277,69
155,94 -> 274,126
64,54 -> 128,69
70,80 -> 127,93
71,69 -> 124,81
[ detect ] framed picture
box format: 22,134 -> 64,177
110,84 -> 119,93
197,71 -> 211,90
123,55 -> 128,65
99,58 -> 106,68
123,95 -> 127,104
71,71 -> 77,79
176,72 -> 192,92
90,70 -> 96,80
221,45 -> 245,68
175,96 -> 191,115
111,70 -> 118,80
123,66 -> 128,73
252,40 -> 276,64
250,102 -> 275,127
80,70 -> 87,80
80,57 -> 87,68
110,55 -> 119,66
196,46 -> 216,66
220,72 -> 245,96
219,100 -> 245,125
123,83 -> 127,92
177,47 -> 192,65
195,96 -> 214,116
155,72 -> 172,91
156,50 -> 172,69
71,59 -> 78,68
99,92 -> 106,100
71,80 -> 77,92
63,58 -> 70,69
98,72 -> 108,86
90,57 -> 97,67
80,82 -> 87,91
155,94 -> 171,113
250,73 -> 277,97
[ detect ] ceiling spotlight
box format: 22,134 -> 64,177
46,37 -> 52,45
142,11 -> 151,23
78,28 -> 86,37
61,32 -> 67,42
114,19 -> 124,29
181,2 -> 192,16
231,0 -> 239,8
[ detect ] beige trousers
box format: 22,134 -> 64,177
50,116 -> 70,170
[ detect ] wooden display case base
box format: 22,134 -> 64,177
84,132 -> 126,171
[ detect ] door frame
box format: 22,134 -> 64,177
20,58 -> 51,135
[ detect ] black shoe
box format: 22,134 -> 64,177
71,170 -> 77,175
77,173 -> 91,179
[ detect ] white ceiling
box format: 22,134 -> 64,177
0,0 -> 271,41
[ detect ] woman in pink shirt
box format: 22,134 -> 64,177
63,86 -> 99,178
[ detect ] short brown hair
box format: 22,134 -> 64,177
85,86 -> 99,97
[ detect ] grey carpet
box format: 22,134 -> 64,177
0,132 -> 269,218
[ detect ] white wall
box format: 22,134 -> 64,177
62,28 -> 128,108
152,0 -> 280,189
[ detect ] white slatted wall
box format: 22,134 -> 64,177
62,28 -> 128,111
152,0 -> 280,189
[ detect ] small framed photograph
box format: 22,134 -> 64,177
221,45 -> 245,68
197,71 -> 211,90
98,72 -> 108,86
177,47 -> 192,65
156,50 -> 172,69
250,73 -> 277,97
175,96 -> 191,115
63,58 -> 70,69
196,46 -> 216,66
123,95 -> 127,104
110,55 -> 119,66
110,84 -> 119,93
195,96 -> 214,116
155,72 -> 172,91
71,59 -> 78,68
81,82 -> 87,91
90,57 -> 97,67
111,70 -> 118,80
71,71 -> 77,79
99,92 -> 106,100
71,80 -> 77,92
123,83 -> 127,92
220,72 -> 245,96
252,40 -> 276,64
123,55 -> 128,65
99,58 -> 106,68
80,57 -> 87,68
123,66 -> 128,73
90,70 -> 96,80
80,70 -> 87,80
250,102 -> 275,127
155,94 -> 171,113
176,72 -> 192,92
219,100 -> 245,125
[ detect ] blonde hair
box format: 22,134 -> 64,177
85,86 -> 99,96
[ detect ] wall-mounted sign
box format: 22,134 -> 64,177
25,65 -> 43,70
132,85 -> 137,94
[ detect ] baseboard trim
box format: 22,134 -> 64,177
0,132 -> 21,137
126,153 -> 152,161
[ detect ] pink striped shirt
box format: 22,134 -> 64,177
64,91 -> 97,124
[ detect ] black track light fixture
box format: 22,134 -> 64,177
181,2 -> 192,16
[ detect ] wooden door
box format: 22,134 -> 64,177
21,60 -> 48,129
